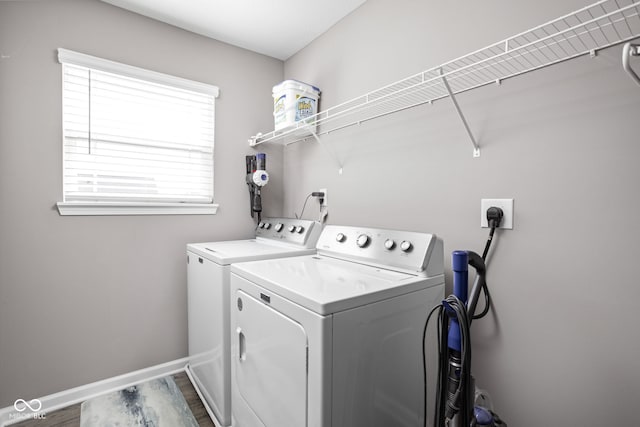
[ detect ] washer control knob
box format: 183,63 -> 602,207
288,225 -> 296,233
384,239 -> 396,250
400,240 -> 413,252
274,223 -> 283,232
296,226 -> 305,234
258,222 -> 264,228
356,234 -> 370,248
336,233 -> 346,242
263,222 -> 271,229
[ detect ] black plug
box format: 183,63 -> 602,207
311,191 -> 325,205
482,206 -> 503,261
486,206 -> 504,229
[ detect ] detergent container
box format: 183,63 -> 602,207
273,80 -> 321,133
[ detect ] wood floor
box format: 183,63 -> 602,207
11,372 -> 216,427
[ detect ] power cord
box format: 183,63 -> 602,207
473,207 -> 503,320
442,295 -> 471,423
482,207 -> 504,259
295,191 -> 325,219
422,303 -> 443,427
424,294 -> 473,427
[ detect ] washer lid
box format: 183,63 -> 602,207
231,254 -> 444,315
187,239 -> 315,265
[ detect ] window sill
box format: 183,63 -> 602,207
56,202 -> 219,216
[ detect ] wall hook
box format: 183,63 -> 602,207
622,42 -> 640,87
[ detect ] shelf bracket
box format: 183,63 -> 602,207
623,42 -> 640,87
248,133 -> 262,147
310,132 -> 343,174
440,69 -> 480,158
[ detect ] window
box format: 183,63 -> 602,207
56,49 -> 219,215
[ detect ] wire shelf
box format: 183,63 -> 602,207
249,0 -> 640,147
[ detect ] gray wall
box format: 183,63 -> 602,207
0,0 -> 283,407
2,0 -> 640,424
283,0 -> 640,426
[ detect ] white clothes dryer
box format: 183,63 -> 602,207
186,218 -> 322,427
229,225 -> 445,427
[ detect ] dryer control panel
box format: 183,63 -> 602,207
256,217 -> 322,248
316,225 -> 444,276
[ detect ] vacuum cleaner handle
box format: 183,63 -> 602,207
466,251 -> 486,321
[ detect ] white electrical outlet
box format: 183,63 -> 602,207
319,188 -> 328,208
481,199 -> 513,229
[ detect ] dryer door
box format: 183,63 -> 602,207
235,290 -> 308,427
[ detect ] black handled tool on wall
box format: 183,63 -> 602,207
245,153 -> 269,222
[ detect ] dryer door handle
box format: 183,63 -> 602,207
237,327 -> 246,362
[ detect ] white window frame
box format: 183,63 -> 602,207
56,48 -> 219,216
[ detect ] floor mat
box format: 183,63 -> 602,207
80,376 -> 199,427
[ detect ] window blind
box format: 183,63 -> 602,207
58,49 -> 218,205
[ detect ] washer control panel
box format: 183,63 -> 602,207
255,217 -> 322,248
316,225 -> 443,275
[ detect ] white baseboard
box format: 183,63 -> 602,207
0,357 -> 190,427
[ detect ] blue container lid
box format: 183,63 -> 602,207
474,406 -> 494,425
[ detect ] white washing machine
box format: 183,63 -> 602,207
186,218 -> 322,427
229,225 -> 445,427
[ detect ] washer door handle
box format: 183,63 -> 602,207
237,327 -> 246,362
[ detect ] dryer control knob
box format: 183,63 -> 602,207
263,222 -> 271,229
275,223 -> 283,232
400,240 -> 413,252
336,233 -> 346,243
296,226 -> 305,234
258,222 -> 264,228
384,239 -> 396,250
357,234 -> 370,248
288,225 -> 296,233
